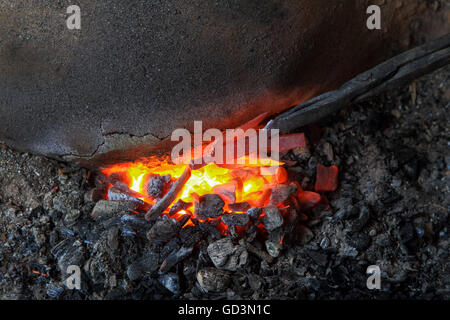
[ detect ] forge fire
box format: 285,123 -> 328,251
97,128 -> 338,260
0,0 -> 448,306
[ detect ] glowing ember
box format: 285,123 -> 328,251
102,157 -> 283,211
99,128 -> 331,239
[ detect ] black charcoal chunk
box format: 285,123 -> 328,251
268,183 -> 298,206
207,238 -> 248,271
247,207 -> 262,220
194,194 -> 224,220
265,240 -> 283,258
107,187 -> 145,205
160,246 -> 194,273
228,202 -> 251,212
197,268 -> 231,293
84,188 -> 106,203
91,200 -> 138,220
158,273 -> 180,295
126,252 -> 159,281
179,225 -> 205,247
221,213 -> 250,227
146,174 -> 171,199
147,218 -> 179,242
262,206 -> 283,231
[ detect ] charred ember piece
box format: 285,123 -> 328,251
268,183 -> 298,206
262,206 -> 284,231
107,187 -> 145,205
228,202 -> 251,212
145,167 -> 191,221
221,213 -> 250,227
168,199 -> 192,216
196,268 -> 231,293
194,194 -> 225,220
91,200 -> 138,220
147,217 -> 179,243
146,174 -> 171,199
160,246 -> 194,273
315,164 -> 339,192
178,214 -> 192,228
207,238 -> 248,271
100,174 -> 146,199
247,207 -> 262,220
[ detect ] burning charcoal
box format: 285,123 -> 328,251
126,252 -> 159,281
228,202 -> 251,212
168,199 -> 192,216
298,191 -> 321,210
213,182 -> 236,204
194,194 -> 224,220
147,218 -> 179,243
196,268 -> 231,293
146,174 -> 171,199
275,166 -> 288,184
314,164 -> 339,192
91,200 -> 138,220
145,167 -> 191,221
262,206 -> 283,231
247,207 -> 262,220
221,213 -> 250,227
107,187 -> 145,205
160,246 -> 194,273
84,188 -> 106,203
268,183 -> 298,206
256,188 -> 272,207
207,238 -> 248,271
178,213 -> 192,228
158,273 -> 180,295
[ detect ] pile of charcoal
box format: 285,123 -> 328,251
56,149 -> 336,297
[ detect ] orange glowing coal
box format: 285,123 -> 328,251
100,116 -> 311,231
102,155 -> 285,213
